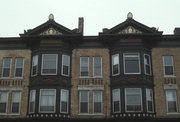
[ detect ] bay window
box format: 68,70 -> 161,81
31,55 -> 38,76
62,55 -> 70,76
60,89 -> 69,113
112,89 -> 120,113
29,90 -> 36,113
144,54 -> 151,75
112,54 -> 120,76
146,89 -> 154,112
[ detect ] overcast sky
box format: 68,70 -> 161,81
0,0 -> 180,37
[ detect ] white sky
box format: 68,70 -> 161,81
0,0 -> 180,37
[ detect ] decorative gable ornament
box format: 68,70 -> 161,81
39,27 -> 63,35
118,26 -> 142,34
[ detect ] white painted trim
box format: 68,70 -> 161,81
61,54 -> 70,76
165,89 -> 178,113
125,88 -> 143,112
112,54 -> 120,76
39,89 -> 56,113
93,56 -> 102,78
163,56 -> 175,77
11,91 -> 22,114
1,58 -> 12,78
14,58 -> 24,78
93,90 -> 103,114
0,91 -> 9,114
31,55 -> 38,77
144,54 -> 152,75
60,89 -> 69,113
112,89 -> 121,113
29,90 -> 36,113
79,90 -> 89,114
146,88 -> 154,113
123,53 -> 141,74
41,54 -> 58,75
80,57 -> 89,77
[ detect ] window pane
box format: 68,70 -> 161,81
80,91 -> 88,102
80,57 -> 88,76
165,66 -> 174,75
93,57 -> 102,77
124,54 -> 140,74
164,56 -> 173,66
16,58 -> 23,68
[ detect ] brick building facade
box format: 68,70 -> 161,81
0,13 -> 180,122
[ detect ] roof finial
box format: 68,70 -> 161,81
127,12 -> 133,19
48,13 -> 54,21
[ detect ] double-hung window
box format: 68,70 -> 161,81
112,89 -> 121,113
41,54 -> 58,75
29,90 -> 36,113
2,58 -> 12,78
0,91 -> 8,113
124,53 -> 140,74
11,91 -> 21,114
14,58 -> 24,78
80,57 -> 89,77
163,56 -> 175,76
31,55 -> 38,76
112,54 -> 120,76
166,90 -> 178,113
93,56 -> 102,77
144,54 -> 151,75
125,88 -> 142,112
60,89 -> 69,113
39,89 -> 56,113
93,91 -> 103,113
62,55 -> 70,76
79,91 -> 89,113
146,89 -> 154,112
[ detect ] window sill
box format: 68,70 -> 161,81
78,113 -> 104,115
167,112 -> 180,115
164,75 -> 176,78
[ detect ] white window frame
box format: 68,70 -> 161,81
125,88 -> 142,112
112,89 -> 121,113
1,58 -> 12,78
14,58 -> 24,78
112,54 -> 120,76
93,90 -> 103,114
166,90 -> 178,113
146,88 -> 154,113
163,56 -> 175,77
80,57 -> 89,78
93,56 -> 102,78
123,53 -> 141,74
39,89 -> 56,113
60,89 -> 69,113
41,54 -> 58,75
144,54 -> 152,75
29,90 -> 36,113
79,90 -> 89,114
11,91 -> 21,114
0,91 -> 8,114
61,55 -> 70,76
31,55 -> 38,76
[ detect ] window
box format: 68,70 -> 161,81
31,55 -> 38,76
112,89 -> 120,113
112,54 -> 120,76
124,53 -> 140,74
2,58 -> 12,78
11,91 -> 21,114
144,54 -> 151,75
14,58 -> 24,78
93,91 -> 103,113
80,57 -> 89,77
125,88 -> 142,112
39,89 -> 56,113
62,55 -> 70,76
0,91 -> 8,113
60,89 -> 69,113
93,57 -> 102,77
41,54 -> 58,75
146,89 -> 154,112
79,91 -> 89,113
163,56 -> 174,76
166,90 -> 178,113
29,90 -> 36,113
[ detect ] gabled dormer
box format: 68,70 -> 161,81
20,14 -> 83,37
100,12 -> 163,35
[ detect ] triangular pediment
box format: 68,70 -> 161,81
101,18 -> 162,35
20,20 -> 78,36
